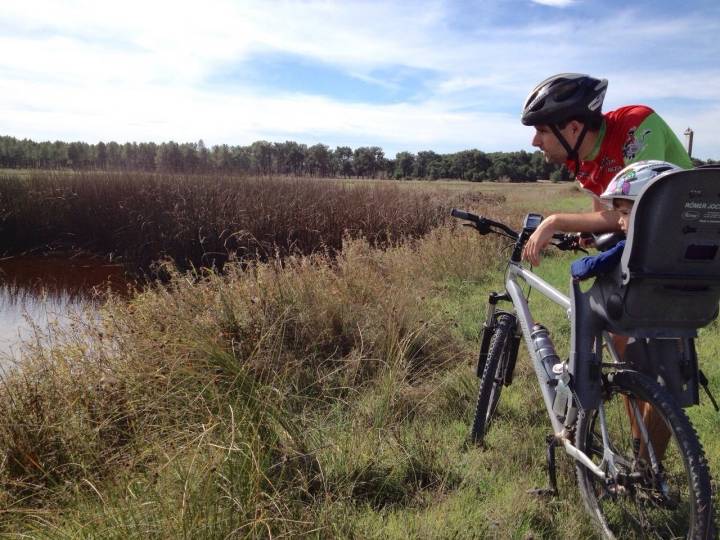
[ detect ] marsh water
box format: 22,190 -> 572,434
0,256 -> 127,365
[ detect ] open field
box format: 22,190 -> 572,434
0,177 -> 716,538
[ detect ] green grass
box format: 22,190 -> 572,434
0,181 -> 717,538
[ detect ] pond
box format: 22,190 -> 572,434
0,256 -> 128,365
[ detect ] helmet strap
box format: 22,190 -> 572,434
550,123 -> 589,177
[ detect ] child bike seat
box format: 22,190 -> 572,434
588,166 -> 720,337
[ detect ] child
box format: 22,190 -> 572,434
570,160 -> 681,281
571,159 -> 684,466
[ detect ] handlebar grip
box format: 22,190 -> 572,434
450,208 -> 477,222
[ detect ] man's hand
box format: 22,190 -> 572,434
521,210 -> 620,266
522,216 -> 557,266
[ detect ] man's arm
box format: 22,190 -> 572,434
522,209 -> 621,266
591,197 -> 607,212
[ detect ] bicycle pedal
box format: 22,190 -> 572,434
526,487 -> 558,498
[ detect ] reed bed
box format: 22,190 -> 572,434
0,171 -> 494,273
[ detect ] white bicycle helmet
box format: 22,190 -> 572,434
600,160 -> 682,202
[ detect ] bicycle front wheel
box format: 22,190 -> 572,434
575,370 -> 714,539
469,313 -> 515,444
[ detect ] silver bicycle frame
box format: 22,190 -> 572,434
505,261 -> 610,480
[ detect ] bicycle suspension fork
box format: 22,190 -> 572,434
477,292 -> 519,383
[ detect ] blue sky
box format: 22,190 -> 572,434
2,0 -> 719,159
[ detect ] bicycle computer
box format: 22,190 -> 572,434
523,213 -> 543,231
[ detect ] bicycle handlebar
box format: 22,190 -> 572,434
449,208 -> 476,222
450,208 -> 519,239
550,232 -> 589,254
450,208 -> 587,254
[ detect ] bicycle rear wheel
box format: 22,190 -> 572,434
469,313 -> 515,444
575,370 -> 714,539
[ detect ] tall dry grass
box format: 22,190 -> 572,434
0,189 -> 517,536
0,171 -> 497,273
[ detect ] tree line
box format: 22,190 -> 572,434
1,135 -> 714,182
0,135 -> 569,181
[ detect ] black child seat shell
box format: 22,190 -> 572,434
589,166 -> 720,336
570,166 -> 720,410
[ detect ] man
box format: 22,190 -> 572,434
520,73 -> 692,266
521,75 -> 693,466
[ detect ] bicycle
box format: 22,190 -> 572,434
452,167 -> 720,539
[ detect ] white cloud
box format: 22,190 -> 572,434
0,73 -> 526,154
605,70 -> 720,104
0,0 -> 718,157
530,0 -> 576,6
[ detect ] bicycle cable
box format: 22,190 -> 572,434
524,259 -> 534,303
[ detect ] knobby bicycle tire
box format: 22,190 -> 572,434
575,370 -> 714,539
470,313 -> 514,444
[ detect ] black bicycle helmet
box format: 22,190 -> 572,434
521,73 -> 608,126
522,73 -> 608,174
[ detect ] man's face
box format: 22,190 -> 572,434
614,199 -> 633,233
531,122 -> 580,164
